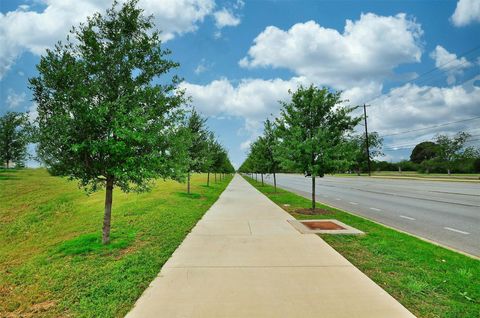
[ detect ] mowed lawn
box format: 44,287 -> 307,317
0,169 -> 231,317
245,176 -> 480,318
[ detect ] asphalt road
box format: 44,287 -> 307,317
259,173 -> 480,257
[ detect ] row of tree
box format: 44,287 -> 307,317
408,132 -> 480,174
0,0 -> 234,244
239,86 -> 362,210
239,86 -> 480,210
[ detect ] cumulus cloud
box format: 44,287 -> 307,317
5,89 -> 26,109
451,0 -> 480,27
0,0 -> 215,79
369,77 -> 480,148
430,45 -> 473,85
239,13 -> 423,89
181,76 -> 310,143
213,8 -> 240,28
182,75 -> 480,154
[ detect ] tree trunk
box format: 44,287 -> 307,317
102,177 -> 114,245
311,175 -> 316,211
261,173 -> 264,186
273,171 -> 277,193
207,172 -> 210,187
187,171 -> 191,194
447,168 -> 451,175
6,161 -> 9,169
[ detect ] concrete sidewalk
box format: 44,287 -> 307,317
126,175 -> 416,318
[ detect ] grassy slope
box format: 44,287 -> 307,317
244,176 -> 480,318
0,169 -> 231,318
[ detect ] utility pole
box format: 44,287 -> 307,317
363,104 -> 371,176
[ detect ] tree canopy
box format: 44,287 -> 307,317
410,141 -> 439,164
29,0 -> 187,244
241,85 -> 361,210
0,112 -> 33,168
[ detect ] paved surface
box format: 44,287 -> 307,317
126,175 -> 415,318
261,173 -> 480,257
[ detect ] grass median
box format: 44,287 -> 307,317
0,168 -> 232,317
244,175 -> 479,318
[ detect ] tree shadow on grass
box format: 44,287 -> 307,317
175,192 -> 204,199
53,230 -> 135,256
0,169 -> 20,180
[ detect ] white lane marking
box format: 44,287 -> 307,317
349,201 -> 358,205
399,215 -> 415,220
335,198 -> 341,201
444,227 -> 470,235
370,207 -> 381,211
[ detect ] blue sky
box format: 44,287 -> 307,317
1,0 -> 480,168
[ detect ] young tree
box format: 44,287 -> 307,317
0,112 -> 33,168
277,85 -> 360,210
184,108 -> 209,193
350,132 -> 383,175
435,132 -> 473,174
29,0 -> 186,244
203,132 -> 217,187
262,119 -> 281,192
249,138 -> 268,186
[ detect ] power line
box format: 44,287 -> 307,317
380,116 -> 480,137
361,44 -> 480,106
382,134 -> 480,151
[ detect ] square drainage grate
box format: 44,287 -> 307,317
288,219 -> 364,235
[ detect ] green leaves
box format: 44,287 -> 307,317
29,0 -> 186,193
0,112 -> 33,168
276,85 -> 361,176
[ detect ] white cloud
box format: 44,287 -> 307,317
194,58 -> 215,75
451,0 -> 480,27
5,89 -> 26,109
27,102 -> 38,122
430,45 -> 473,84
181,76 -> 309,147
240,13 -> 423,90
240,140 -> 252,151
183,75 -> 480,156
0,0 -> 215,79
213,8 -> 240,28
181,76 -> 308,120
370,77 -> 480,148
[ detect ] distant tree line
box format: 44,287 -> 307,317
0,0 -> 234,245
376,132 -> 480,174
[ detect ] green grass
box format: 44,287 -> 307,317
0,168 -> 232,317
244,176 -> 480,318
